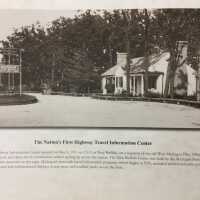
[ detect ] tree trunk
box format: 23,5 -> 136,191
51,53 -> 55,85
144,9 -> 149,97
144,56 -> 149,96
108,36 -> 113,67
169,74 -> 175,98
169,50 -> 177,99
122,10 -> 131,96
164,59 -> 172,98
164,49 -> 176,98
126,39 -> 131,96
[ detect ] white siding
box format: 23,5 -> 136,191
102,51 -> 197,96
186,65 -> 196,96
148,53 -> 169,94
156,75 -> 164,94
114,66 -> 126,94
102,77 -> 107,94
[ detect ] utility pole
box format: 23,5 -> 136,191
0,54 -> 2,86
12,56 -> 14,90
8,53 -> 10,92
19,49 -> 23,96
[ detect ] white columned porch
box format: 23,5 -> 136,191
115,76 -> 117,94
133,76 -> 136,96
162,74 -> 164,97
102,77 -> 107,95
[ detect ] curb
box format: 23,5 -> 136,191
91,95 -> 200,108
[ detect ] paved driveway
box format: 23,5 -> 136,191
0,93 -> 199,128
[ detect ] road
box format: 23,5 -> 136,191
0,93 -> 199,128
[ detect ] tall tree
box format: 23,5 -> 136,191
143,9 -> 150,96
154,9 -> 199,98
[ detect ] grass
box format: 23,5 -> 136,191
0,94 -> 38,106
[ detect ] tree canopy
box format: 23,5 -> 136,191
2,9 -> 200,95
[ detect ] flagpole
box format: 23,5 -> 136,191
19,49 -> 22,96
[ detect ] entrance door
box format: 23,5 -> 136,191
135,76 -> 141,96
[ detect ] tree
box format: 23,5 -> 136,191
153,9 -> 199,98
7,9 -> 199,95
103,9 -> 143,95
3,23 -> 48,89
143,9 -> 150,96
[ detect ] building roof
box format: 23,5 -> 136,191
130,52 -> 169,74
101,51 -> 170,77
101,64 -> 123,77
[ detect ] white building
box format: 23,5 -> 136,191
101,41 -> 196,97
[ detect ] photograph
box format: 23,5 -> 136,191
0,9 -> 200,128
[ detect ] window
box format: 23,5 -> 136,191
106,77 -> 112,85
112,77 -> 115,84
131,77 -> 134,88
115,77 -> 123,88
119,77 -> 123,87
148,76 -> 157,89
135,76 -> 138,91
116,77 -> 118,87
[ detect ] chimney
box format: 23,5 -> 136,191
176,41 -> 188,64
117,52 -> 127,65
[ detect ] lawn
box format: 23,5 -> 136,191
0,94 -> 38,105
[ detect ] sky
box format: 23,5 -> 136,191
0,10 -> 78,41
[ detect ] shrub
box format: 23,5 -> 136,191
146,91 -> 161,98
